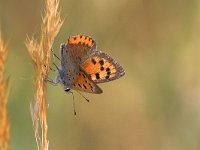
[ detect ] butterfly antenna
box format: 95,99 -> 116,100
76,91 -> 90,102
69,91 -> 77,116
49,67 -> 56,72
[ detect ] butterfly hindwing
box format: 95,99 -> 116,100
81,52 -> 125,83
71,69 -> 103,94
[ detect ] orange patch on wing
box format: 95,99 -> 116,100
72,70 -> 102,94
68,35 -> 94,47
81,56 -> 118,81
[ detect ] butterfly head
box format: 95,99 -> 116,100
58,77 -> 72,93
64,87 -> 71,93
56,69 -> 73,93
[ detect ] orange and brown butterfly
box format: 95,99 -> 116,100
55,35 -> 125,94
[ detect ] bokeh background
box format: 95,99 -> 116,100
1,0 -> 200,149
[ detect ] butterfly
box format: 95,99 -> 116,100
55,35 -> 125,94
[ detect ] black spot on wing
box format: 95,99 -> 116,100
83,84 -> 87,89
91,59 -> 96,65
107,71 -> 111,75
106,68 -> 110,72
105,75 -> 110,79
99,59 -> 104,66
95,73 -> 100,79
100,66 -> 104,71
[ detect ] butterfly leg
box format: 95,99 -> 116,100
44,64 -> 56,73
47,49 -> 60,72
49,67 -> 56,72
44,65 -> 56,72
53,62 -> 60,72
46,78 -> 58,86
51,48 -> 61,61
49,66 -> 56,72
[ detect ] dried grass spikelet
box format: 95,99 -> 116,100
0,31 -> 10,150
25,0 -> 63,149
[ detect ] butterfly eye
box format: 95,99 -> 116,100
64,88 -> 70,92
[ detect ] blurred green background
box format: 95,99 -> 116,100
1,0 -> 200,149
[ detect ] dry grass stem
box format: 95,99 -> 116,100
25,0 -> 63,149
0,31 -> 10,150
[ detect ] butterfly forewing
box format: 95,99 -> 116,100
71,69 -> 102,94
67,35 -> 97,64
81,52 -> 125,83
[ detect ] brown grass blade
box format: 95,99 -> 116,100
25,0 -> 63,149
0,31 -> 10,150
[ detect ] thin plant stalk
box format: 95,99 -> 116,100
0,31 -> 10,150
26,0 -> 63,149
